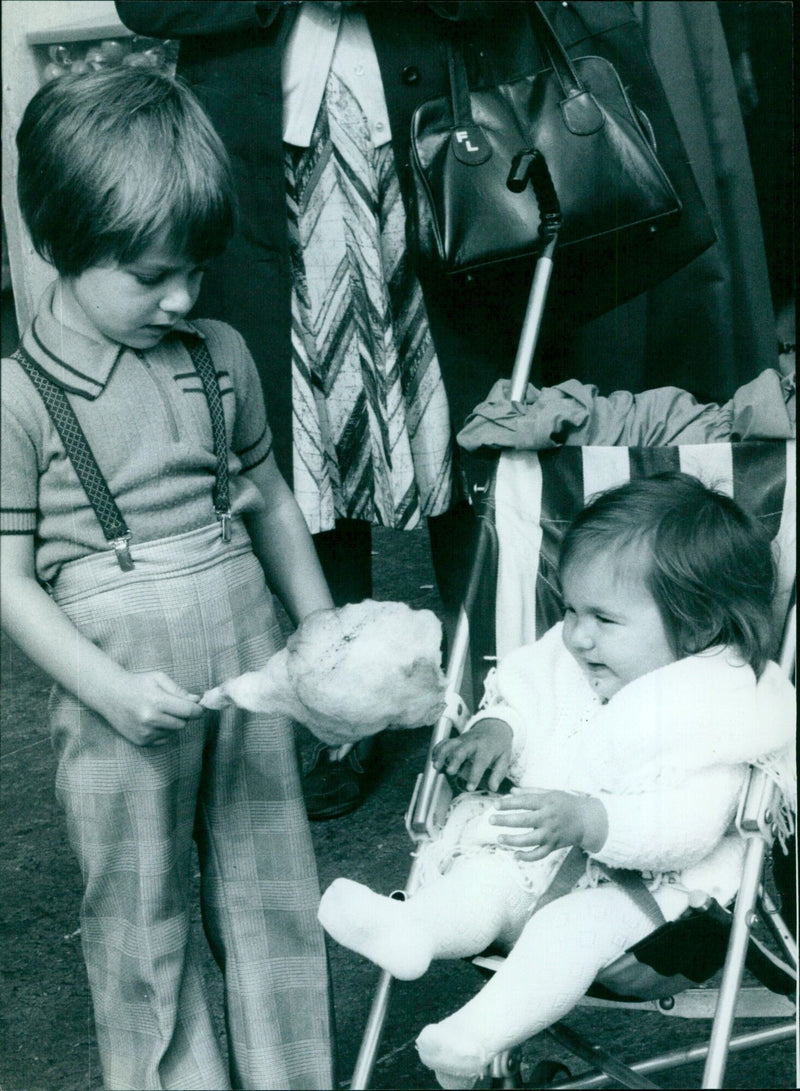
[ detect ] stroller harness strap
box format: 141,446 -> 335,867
12,338 -> 231,570
597,864 -> 666,931
536,846 -> 666,930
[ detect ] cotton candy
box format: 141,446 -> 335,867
200,599 -> 447,745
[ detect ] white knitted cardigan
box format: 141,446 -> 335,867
470,624 -> 797,857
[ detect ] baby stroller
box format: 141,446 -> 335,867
348,164 -> 797,1089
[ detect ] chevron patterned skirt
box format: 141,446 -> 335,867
285,72 -> 454,534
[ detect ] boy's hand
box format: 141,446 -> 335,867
432,718 -> 513,792
103,670 -> 205,747
491,789 -> 608,860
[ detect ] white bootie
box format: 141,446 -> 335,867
416,1022 -> 488,1089
318,878 -> 433,980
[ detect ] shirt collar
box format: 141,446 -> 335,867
21,280 -> 204,400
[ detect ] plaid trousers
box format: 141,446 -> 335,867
49,521 -> 333,1090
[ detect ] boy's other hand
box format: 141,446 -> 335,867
105,670 -> 205,747
432,718 -> 513,792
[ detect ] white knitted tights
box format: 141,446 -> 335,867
416,882 -> 689,1087
318,853 -> 536,979
318,856 -> 689,1089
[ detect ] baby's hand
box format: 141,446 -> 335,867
491,789 -> 607,860
432,718 -> 513,792
104,670 -> 205,747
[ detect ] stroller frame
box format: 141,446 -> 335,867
352,543 -> 796,1090
349,169 -> 796,1089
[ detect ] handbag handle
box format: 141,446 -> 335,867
526,1 -> 586,99
446,2 -> 602,134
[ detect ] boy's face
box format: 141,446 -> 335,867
60,234 -> 206,350
560,549 -> 676,700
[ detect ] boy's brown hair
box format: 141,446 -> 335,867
17,67 -> 236,276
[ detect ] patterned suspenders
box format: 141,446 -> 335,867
188,338 -> 232,543
12,338 -> 232,571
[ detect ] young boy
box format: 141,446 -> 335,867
1,68 -> 334,1090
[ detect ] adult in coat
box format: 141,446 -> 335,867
546,1 -> 779,403
114,0 -> 726,815
114,2 -> 733,472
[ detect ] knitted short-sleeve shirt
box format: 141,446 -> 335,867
1,282 -> 273,583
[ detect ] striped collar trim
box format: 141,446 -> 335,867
19,281 -> 204,400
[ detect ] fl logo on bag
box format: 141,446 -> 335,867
451,125 -> 491,165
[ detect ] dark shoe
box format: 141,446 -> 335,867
302,737 -> 377,820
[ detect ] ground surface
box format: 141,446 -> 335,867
1,525 -> 796,1090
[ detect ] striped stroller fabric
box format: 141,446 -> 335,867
494,441 -> 796,659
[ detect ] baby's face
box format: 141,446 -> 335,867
560,551 -> 676,700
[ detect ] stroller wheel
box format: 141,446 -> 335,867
487,1046 -> 524,1089
526,1059 -> 571,1086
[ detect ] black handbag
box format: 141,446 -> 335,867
410,1 -> 682,278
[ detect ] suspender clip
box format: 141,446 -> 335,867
111,533 -> 134,571
217,510 -> 232,542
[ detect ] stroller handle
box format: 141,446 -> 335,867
507,149 -> 562,402
349,151 -> 562,1091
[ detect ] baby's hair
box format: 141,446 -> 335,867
17,67 -> 236,276
559,472 -> 776,674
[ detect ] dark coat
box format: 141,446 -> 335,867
115,1 -> 721,480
